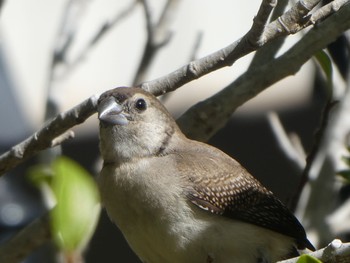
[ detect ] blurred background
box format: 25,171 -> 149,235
0,0 -> 348,262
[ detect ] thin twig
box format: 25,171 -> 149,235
51,130 -> 75,147
65,0 -> 139,77
45,0 -> 91,122
189,31 -> 204,61
160,30 -> 203,104
133,0 -> 181,85
0,0 -> 4,14
267,112 -> 306,170
290,100 -> 337,212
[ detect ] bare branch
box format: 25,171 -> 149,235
262,0 -> 321,41
0,95 -> 99,176
45,0 -> 92,122
133,0 -> 181,85
295,63 -> 350,245
0,214 -> 51,263
1,2 -> 349,176
267,112 -> 306,170
177,3 -> 350,141
278,240 -> 350,263
247,0 -> 278,46
0,2 -> 349,261
140,0 -> 349,96
0,0 -> 4,14
308,0 -> 349,26
264,0 -> 349,41
66,0 -> 139,77
290,100 -> 337,212
50,0 -> 89,70
160,30 -> 203,104
189,31 -> 204,61
51,130 -> 75,147
248,0 -> 289,69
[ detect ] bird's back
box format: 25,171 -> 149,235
173,139 -> 314,252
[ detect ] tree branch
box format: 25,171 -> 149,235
133,0 -> 181,85
267,111 -> 306,171
278,240 -> 350,263
177,3 -> 350,141
247,0 -> 278,46
0,213 -> 51,263
140,0 -> 346,96
248,0 -> 289,69
0,2 -> 349,261
0,95 -> 99,176
65,0 -> 139,77
261,0 -> 321,40
0,1 -> 349,175
307,0 -> 349,26
295,59 -> 350,245
290,100 -> 337,212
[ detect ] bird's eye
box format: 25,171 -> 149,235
135,98 -> 147,112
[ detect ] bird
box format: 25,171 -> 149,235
97,86 -> 315,263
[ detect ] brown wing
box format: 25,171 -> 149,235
174,146 -> 315,251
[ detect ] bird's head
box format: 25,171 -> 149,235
97,87 -> 181,163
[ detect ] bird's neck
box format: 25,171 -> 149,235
99,125 -> 186,165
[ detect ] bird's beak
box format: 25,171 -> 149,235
98,97 -> 128,126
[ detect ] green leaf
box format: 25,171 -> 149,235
296,254 -> 322,263
314,50 -> 333,99
50,156 -> 101,252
